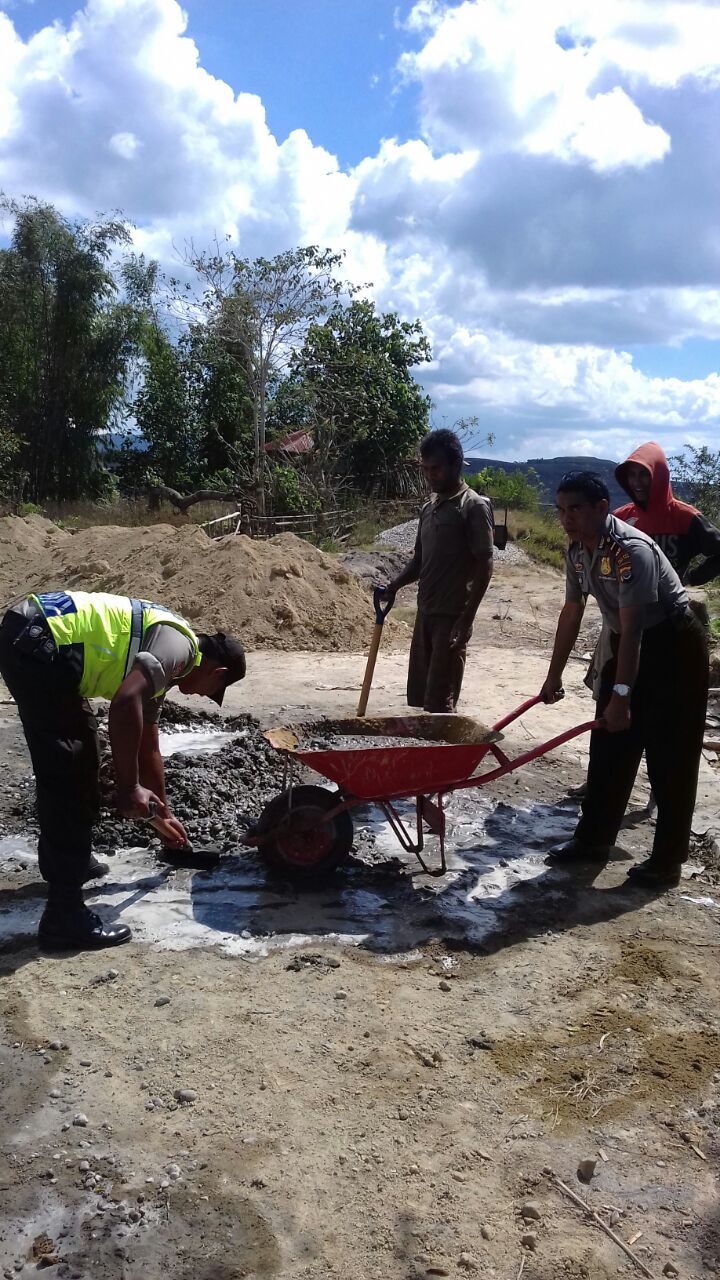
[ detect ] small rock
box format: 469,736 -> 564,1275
49,1089 -> 62,1099
480,1225 -> 493,1241
326,956 -> 341,968
663,1266 -> 679,1278
466,1034 -> 495,1051
398,1108 -> 410,1121
48,1041 -> 62,1052
78,1059 -> 92,1067
451,1171 -> 468,1183
79,1160 -> 90,1172
154,996 -> 171,1008
334,990 -> 348,1001
174,1088 -> 197,1104
107,968 -> 119,979
577,1158 -> 597,1184
521,1233 -> 538,1251
439,980 -> 452,992
458,1253 -> 478,1270
72,1114 -> 89,1128
166,1164 -> 181,1180
520,1201 -> 542,1221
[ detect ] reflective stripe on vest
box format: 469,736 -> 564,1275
32,590 -> 201,700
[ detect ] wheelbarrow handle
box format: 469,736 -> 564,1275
491,693 -> 545,733
373,585 -> 394,625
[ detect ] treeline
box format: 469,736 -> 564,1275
0,196 -> 433,513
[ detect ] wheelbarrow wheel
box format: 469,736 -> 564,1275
256,785 -> 354,882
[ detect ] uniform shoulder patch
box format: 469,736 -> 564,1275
615,546 -> 632,583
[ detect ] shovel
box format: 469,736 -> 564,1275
357,586 -> 394,717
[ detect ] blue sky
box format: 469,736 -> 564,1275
1,0 -> 720,460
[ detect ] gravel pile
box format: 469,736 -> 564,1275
375,518 -> 531,566
94,712 -> 284,851
6,701 -> 286,854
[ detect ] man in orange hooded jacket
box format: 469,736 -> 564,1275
614,441 -> 720,585
585,442 -> 720,696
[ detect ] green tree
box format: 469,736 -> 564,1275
0,196 -> 134,501
467,466 -> 541,510
670,445 -> 720,526
188,244 -> 350,511
280,298 -> 432,486
120,255 -> 253,492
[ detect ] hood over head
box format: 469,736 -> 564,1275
613,441 -> 698,537
615,441 -> 673,511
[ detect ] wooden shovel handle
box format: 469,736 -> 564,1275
357,623 -> 384,717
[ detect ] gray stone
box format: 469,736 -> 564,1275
73,1113 -> 89,1127
334,990 -> 348,1001
154,996 -> 171,1007
480,1225 -> 493,1241
439,980 -> 452,992
521,1234 -> 538,1251
520,1201 -> 542,1221
174,1088 -> 197,1104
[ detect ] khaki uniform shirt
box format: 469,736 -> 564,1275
416,486 -> 494,616
565,515 -> 688,633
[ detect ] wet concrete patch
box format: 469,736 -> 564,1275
0,791 -> 671,958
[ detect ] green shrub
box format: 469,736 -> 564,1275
468,466 -> 541,511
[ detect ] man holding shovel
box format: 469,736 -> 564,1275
0,590 -> 246,950
380,429 -> 494,713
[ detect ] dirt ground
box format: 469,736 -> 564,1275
1,553 -> 719,1280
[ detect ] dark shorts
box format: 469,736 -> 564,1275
407,611 -> 469,713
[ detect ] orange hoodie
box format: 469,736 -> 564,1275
615,441 -> 720,586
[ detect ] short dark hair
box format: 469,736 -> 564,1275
556,471 -> 609,505
420,428 -> 464,470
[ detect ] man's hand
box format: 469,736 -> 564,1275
116,784 -> 168,821
602,693 -> 631,734
539,677 -> 565,704
378,582 -> 397,606
449,615 -> 473,651
151,813 -> 189,849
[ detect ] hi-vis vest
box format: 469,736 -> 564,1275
30,590 -> 201,700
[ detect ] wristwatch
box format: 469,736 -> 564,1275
612,683 -> 631,697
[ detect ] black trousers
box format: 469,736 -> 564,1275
575,612 -> 709,868
0,611 -> 100,890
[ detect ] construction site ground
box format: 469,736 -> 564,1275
1,542 -> 719,1280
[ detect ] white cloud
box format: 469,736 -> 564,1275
0,0 -> 719,459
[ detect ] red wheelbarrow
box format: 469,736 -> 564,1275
244,696 -> 598,882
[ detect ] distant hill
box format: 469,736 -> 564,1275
464,455 -> 628,508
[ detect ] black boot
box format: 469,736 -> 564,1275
545,838 -> 611,865
39,889 -> 131,951
626,858 -> 681,889
82,855 -> 110,884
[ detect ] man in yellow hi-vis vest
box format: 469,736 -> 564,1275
0,590 -> 246,951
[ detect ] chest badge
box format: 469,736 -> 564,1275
600,556 -> 612,576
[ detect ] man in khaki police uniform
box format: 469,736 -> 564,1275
381,429 -> 494,712
540,472 -> 708,888
0,591 -> 245,950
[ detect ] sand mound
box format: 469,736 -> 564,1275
0,516 -> 403,652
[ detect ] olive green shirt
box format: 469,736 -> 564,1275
415,486 -> 494,617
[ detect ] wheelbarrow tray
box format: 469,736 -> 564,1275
264,714 -> 503,802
